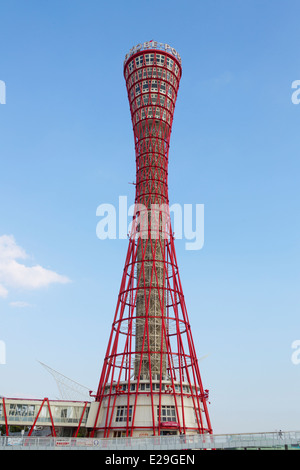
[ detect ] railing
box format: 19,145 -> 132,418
0,416 -> 85,425
0,431 -> 300,450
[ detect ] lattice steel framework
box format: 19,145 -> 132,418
92,42 -> 212,438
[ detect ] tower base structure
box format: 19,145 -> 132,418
91,379 -> 210,438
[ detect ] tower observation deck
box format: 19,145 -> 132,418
91,41 -> 212,438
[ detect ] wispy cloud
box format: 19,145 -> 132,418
0,235 -> 70,298
0,284 -> 8,298
9,301 -> 31,308
212,71 -> 233,86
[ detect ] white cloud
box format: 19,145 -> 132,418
0,284 -> 8,298
9,301 -> 31,308
0,235 -> 70,296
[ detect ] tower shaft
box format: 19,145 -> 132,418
135,123 -> 168,378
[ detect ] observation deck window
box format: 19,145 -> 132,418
156,54 -> 165,66
145,53 -> 154,65
151,80 -> 158,91
135,56 -> 144,68
166,57 -> 174,70
135,84 -> 141,96
128,60 -> 134,72
151,94 -> 157,105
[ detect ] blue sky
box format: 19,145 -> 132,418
0,0 -> 299,434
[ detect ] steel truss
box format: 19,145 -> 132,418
92,43 -> 212,438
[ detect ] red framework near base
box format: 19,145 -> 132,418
92,41 -> 212,438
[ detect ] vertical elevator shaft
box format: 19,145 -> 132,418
134,119 -> 169,379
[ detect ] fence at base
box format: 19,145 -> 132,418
1,431 -> 300,450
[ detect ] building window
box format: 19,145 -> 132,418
115,405 -> 133,422
158,405 -> 176,422
135,56 -> 144,68
8,403 -> 35,417
114,431 -> 126,437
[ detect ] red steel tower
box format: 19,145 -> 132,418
91,41 -> 212,438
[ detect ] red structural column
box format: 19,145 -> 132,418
73,402 -> 88,437
2,397 -> 9,436
28,398 -> 56,437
